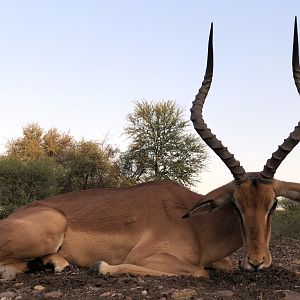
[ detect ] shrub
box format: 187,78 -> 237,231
0,157 -> 64,217
272,205 -> 300,240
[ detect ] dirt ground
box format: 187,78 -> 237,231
0,238 -> 299,300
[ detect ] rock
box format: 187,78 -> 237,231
142,290 -> 148,295
138,277 -> 145,284
293,259 -> 300,265
0,292 -> 16,299
165,288 -> 176,295
19,286 -> 32,293
44,291 -> 63,298
100,291 -> 112,297
282,291 -> 300,300
212,290 -> 234,298
34,285 -> 45,291
15,296 -> 23,300
170,288 -> 197,300
111,293 -> 123,297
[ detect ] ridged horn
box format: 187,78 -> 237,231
191,23 -> 247,183
260,17 -> 300,183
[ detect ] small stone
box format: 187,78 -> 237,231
44,291 -> 63,298
34,285 -> 45,291
212,290 -> 234,298
100,291 -> 112,297
165,288 -> 176,295
111,293 -> 123,297
293,259 -> 300,265
282,291 -> 300,300
171,288 -> 197,300
0,292 -> 16,299
32,291 -> 43,297
19,286 -> 32,293
15,296 -> 23,300
142,290 -> 148,295
138,277 -> 145,284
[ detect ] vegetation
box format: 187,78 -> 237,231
120,100 -> 208,186
5,123 -> 124,190
272,198 -> 300,240
0,100 -> 209,217
60,140 -> 121,192
0,123 -> 124,216
0,157 -> 64,217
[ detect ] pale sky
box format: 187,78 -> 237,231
1,1 -> 300,194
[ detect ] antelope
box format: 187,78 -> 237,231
0,20 -> 300,281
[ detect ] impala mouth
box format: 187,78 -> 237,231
244,262 -> 266,271
239,261 -> 269,272
241,253 -> 272,271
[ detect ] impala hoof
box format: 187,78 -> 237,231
88,261 -> 102,275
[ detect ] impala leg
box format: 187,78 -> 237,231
91,261 -> 174,276
206,256 -> 233,271
136,253 -> 208,277
91,253 -> 208,277
0,206 -> 67,280
0,262 -> 29,281
42,253 -> 70,272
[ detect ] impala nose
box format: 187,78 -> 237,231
248,256 -> 265,271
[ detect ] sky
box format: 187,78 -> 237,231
1,1 -> 300,194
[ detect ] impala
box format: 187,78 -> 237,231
0,19 -> 299,281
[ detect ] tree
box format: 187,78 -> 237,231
119,100 -> 209,186
6,123 -> 45,159
6,123 -> 74,161
5,123 -> 124,192
61,139 -> 121,192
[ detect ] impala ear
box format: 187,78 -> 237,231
183,189 -> 234,218
274,180 -> 300,204
182,199 -> 220,218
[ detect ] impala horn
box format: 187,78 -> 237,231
260,17 -> 300,183
191,23 -> 247,184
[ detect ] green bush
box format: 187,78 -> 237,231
0,157 -> 64,217
272,205 -> 300,240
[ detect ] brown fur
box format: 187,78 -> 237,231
0,181 -> 242,279
0,177 -> 298,279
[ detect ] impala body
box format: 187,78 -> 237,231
0,181 -> 242,279
0,20 -> 300,280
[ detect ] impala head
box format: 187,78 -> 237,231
184,19 -> 300,271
